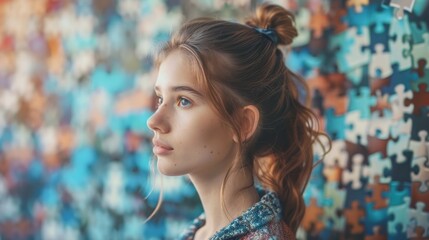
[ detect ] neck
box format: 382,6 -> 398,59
188,166 -> 260,238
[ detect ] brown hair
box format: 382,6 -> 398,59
155,3 -> 329,233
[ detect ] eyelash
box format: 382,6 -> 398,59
156,96 -> 192,108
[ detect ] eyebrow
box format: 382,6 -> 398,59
154,85 -> 203,97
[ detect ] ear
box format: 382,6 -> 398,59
232,105 -> 260,143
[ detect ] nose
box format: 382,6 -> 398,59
147,104 -> 171,134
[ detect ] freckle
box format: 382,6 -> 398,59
210,151 -> 213,154
174,163 -> 177,167
203,145 -> 207,148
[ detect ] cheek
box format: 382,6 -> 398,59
192,121 -> 231,155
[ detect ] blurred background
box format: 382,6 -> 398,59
0,0 -> 428,239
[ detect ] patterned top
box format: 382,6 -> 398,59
179,190 -> 296,240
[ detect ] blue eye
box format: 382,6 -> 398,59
178,97 -> 191,108
156,96 -> 163,107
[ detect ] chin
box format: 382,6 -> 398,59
157,158 -> 186,176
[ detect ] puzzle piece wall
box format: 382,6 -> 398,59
0,0 -> 200,239
295,0 -> 429,239
0,0 -> 428,239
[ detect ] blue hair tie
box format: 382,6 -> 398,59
254,27 -> 279,44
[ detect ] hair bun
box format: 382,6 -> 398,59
245,3 -> 298,45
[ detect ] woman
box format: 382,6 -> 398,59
147,3 -> 328,239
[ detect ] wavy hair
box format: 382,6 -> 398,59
154,3 -> 330,233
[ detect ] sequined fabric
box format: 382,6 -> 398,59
179,190 -> 296,240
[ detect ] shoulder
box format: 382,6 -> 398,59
240,220 -> 296,240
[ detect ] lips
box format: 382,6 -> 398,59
152,139 -> 173,155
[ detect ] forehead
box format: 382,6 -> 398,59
156,50 -> 200,89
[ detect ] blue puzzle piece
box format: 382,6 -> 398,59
389,181 -> 411,206
370,2 -> 394,34
286,48 -> 322,77
325,108 -> 346,140
369,24 -> 390,53
348,87 -> 376,119
410,21 -> 428,44
382,64 -> 418,94
388,197 -> 410,234
345,5 -> 371,34
333,27 -> 371,72
365,202 -> 388,235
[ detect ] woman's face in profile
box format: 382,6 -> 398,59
147,51 -> 238,177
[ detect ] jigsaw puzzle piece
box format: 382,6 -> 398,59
390,117 -> 412,139
344,27 -> 371,71
408,202 -> 429,238
301,198 -> 325,233
369,43 -> 392,78
347,0 -> 369,13
345,5 -> 371,34
411,156 -> 429,192
404,111 -> 429,142
389,84 -> 414,120
292,8 -> 311,47
344,200 -> 365,234
366,175 -> 389,209
389,181 -> 411,206
411,181 -> 429,211
346,110 -> 369,145
389,0 -> 416,19
323,182 -> 346,231
391,150 -> 413,182
367,135 -> 389,157
388,14 -> 412,71
343,154 -> 368,189
369,111 -> 392,139
325,108 -> 346,140
369,2 -> 393,34
348,87 -> 377,119
410,21 -> 428,44
388,196 -> 411,234
407,83 -> 429,116
323,140 -> 348,171
370,90 -> 391,118
365,152 -> 392,184
365,202 -> 388,235
330,27 -> 371,72
382,65 -> 417,94
409,130 -> 429,158
286,48 -> 322,76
